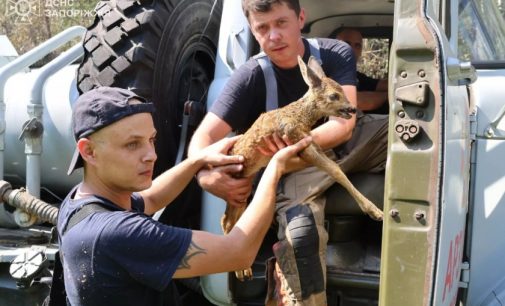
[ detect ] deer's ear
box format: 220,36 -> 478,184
298,55 -> 321,88
308,56 -> 326,79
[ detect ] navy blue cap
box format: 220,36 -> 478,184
67,87 -> 155,175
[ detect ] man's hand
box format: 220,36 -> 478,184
257,133 -> 289,156
196,135 -> 244,167
195,135 -> 253,207
267,136 -> 313,176
196,166 -> 253,207
257,133 -> 309,173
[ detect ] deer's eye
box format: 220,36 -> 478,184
329,93 -> 341,101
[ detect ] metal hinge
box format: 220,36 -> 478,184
485,104 -> 505,139
458,261 -> 470,288
469,112 -> 477,141
469,113 -> 478,167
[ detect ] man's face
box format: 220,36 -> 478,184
88,112 -> 157,193
248,2 -> 305,69
336,29 -> 363,60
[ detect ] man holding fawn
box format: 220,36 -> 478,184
188,0 -> 388,304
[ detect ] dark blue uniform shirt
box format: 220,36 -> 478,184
57,185 -> 192,306
210,38 -> 357,134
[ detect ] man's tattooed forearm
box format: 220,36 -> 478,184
178,240 -> 207,270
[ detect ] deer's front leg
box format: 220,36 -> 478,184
299,144 -> 383,221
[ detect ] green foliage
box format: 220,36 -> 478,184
0,0 -> 96,57
358,38 -> 389,80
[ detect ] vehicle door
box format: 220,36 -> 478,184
380,0 -> 473,305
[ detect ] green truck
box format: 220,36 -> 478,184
0,0 -> 504,305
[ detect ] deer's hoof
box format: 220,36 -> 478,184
370,209 -> 384,221
235,268 -> 253,281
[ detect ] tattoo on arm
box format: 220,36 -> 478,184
177,240 -> 207,270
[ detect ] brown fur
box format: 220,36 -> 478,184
222,56 -> 383,280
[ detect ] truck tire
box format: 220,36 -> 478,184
76,1 -> 222,304
76,0 -> 222,175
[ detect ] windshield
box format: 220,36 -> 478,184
458,0 -> 505,62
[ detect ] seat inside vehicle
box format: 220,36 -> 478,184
325,172 -> 385,217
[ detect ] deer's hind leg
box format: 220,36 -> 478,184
221,204 -> 246,235
221,204 -> 253,281
299,144 -> 384,221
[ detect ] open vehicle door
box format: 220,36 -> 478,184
380,0 -> 474,305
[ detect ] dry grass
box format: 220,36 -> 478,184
358,38 -> 389,80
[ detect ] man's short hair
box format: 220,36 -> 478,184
242,0 -> 301,19
333,27 -> 361,39
67,87 -> 155,175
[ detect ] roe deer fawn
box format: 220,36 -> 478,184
222,56 -> 383,281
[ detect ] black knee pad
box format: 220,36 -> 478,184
286,204 -> 324,298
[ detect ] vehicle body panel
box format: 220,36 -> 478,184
201,0 -> 252,304
466,68 -> 505,305
428,1 -> 473,306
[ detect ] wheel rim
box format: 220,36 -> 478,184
172,37 -> 215,134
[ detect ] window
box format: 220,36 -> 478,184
458,0 -> 505,62
359,38 -> 390,79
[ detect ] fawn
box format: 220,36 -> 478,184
222,55 -> 384,281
